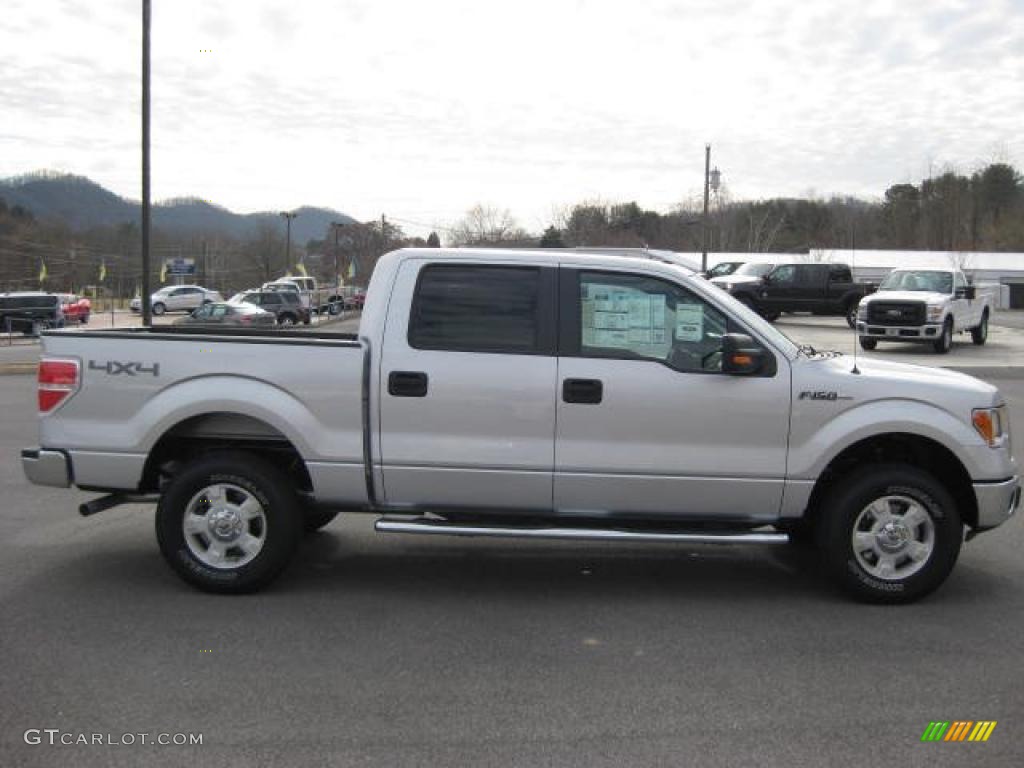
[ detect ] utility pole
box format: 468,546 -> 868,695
141,0 -> 152,326
280,211 -> 298,276
701,143 -> 711,274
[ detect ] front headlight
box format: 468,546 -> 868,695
972,405 -> 1009,448
927,305 -> 944,322
857,303 -> 867,320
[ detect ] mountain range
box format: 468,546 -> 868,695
0,172 -> 356,243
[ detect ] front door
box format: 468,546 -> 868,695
554,268 -> 791,521
379,260 -> 558,512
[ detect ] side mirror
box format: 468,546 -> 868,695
761,274 -> 772,285
721,333 -> 764,375
958,285 -> 976,300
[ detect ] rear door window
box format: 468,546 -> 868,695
408,264 -> 555,354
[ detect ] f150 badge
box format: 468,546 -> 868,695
798,390 -> 853,401
88,360 -> 160,377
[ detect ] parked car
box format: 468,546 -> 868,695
230,290 -> 310,325
263,277 -> 344,316
704,261 -> 745,279
130,285 -> 222,315
57,293 -> 91,324
0,292 -> 63,334
721,262 -> 876,327
175,302 -> 277,328
345,290 -> 366,309
22,248 -> 1019,603
856,268 -> 995,354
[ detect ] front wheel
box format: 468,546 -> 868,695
155,451 -> 302,593
816,464 -> 962,603
932,318 -> 953,354
858,337 -> 877,350
971,311 -> 988,345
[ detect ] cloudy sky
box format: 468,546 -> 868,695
2,0 -> 1022,235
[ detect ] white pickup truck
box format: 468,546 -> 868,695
21,249 -> 1020,602
856,268 -> 994,354
263,276 -> 345,316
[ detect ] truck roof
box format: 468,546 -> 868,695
384,247 -> 699,275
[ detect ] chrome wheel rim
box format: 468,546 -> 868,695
851,495 -> 934,580
183,483 -> 266,569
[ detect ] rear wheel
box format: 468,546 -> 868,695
858,337 -> 877,350
152,302 -> 166,316
844,302 -> 858,329
932,318 -> 953,354
971,311 -> 988,345
816,464 -> 962,603
279,313 -> 296,326
155,451 -> 302,593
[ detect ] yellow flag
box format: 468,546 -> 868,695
99,260 -> 107,282
347,260 -> 356,279
295,262 -> 308,276
160,261 -> 167,283
38,259 -> 48,283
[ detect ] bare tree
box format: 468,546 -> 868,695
450,205 -> 527,246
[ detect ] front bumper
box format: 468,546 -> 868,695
857,321 -> 941,340
974,476 -> 1021,529
21,448 -> 71,488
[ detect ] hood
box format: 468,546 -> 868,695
711,274 -> 762,287
794,354 -> 1001,414
863,290 -> 948,304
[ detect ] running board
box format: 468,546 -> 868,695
374,517 -> 789,545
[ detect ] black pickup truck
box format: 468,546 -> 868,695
718,263 -> 876,327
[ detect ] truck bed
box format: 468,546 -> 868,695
37,326 -> 370,506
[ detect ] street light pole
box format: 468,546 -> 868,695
331,221 -> 345,290
280,211 -> 298,276
141,0 -> 152,326
701,143 -> 711,274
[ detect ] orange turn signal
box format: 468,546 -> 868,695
972,408 -> 1002,446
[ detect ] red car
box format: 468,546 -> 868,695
58,294 -> 91,324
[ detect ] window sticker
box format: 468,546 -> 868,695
593,329 -> 632,347
675,303 -> 704,342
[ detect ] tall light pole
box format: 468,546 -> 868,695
701,143 -> 711,273
141,0 -> 152,326
280,211 -> 298,276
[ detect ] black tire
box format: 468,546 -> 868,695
328,301 -> 341,316
152,302 -> 166,316
815,464 -> 962,603
971,311 -> 988,346
761,310 -> 780,322
859,337 -> 877,350
844,302 -> 858,329
932,318 -> 953,354
304,507 -> 340,533
278,313 -> 296,326
155,451 -> 302,593
737,295 -> 757,313
80,314 -> 89,325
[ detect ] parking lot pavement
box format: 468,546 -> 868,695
775,314 -> 1024,372
1,373 -> 1022,767
993,309 -> 1024,330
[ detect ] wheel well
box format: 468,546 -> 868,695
140,412 -> 312,495
805,433 -> 977,528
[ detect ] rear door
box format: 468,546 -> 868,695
554,267 -> 791,520
378,260 -> 558,511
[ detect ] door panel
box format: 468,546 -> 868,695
378,260 -> 558,511
555,268 -> 791,520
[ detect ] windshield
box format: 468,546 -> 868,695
733,262 -> 775,277
707,262 -> 739,278
228,292 -> 249,303
879,270 -> 952,293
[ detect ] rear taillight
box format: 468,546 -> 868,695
38,358 -> 80,413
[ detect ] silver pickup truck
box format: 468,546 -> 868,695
22,248 -> 1020,602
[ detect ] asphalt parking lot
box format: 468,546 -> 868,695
1,320 -> 1022,767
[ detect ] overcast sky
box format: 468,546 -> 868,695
2,0 -> 1022,236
